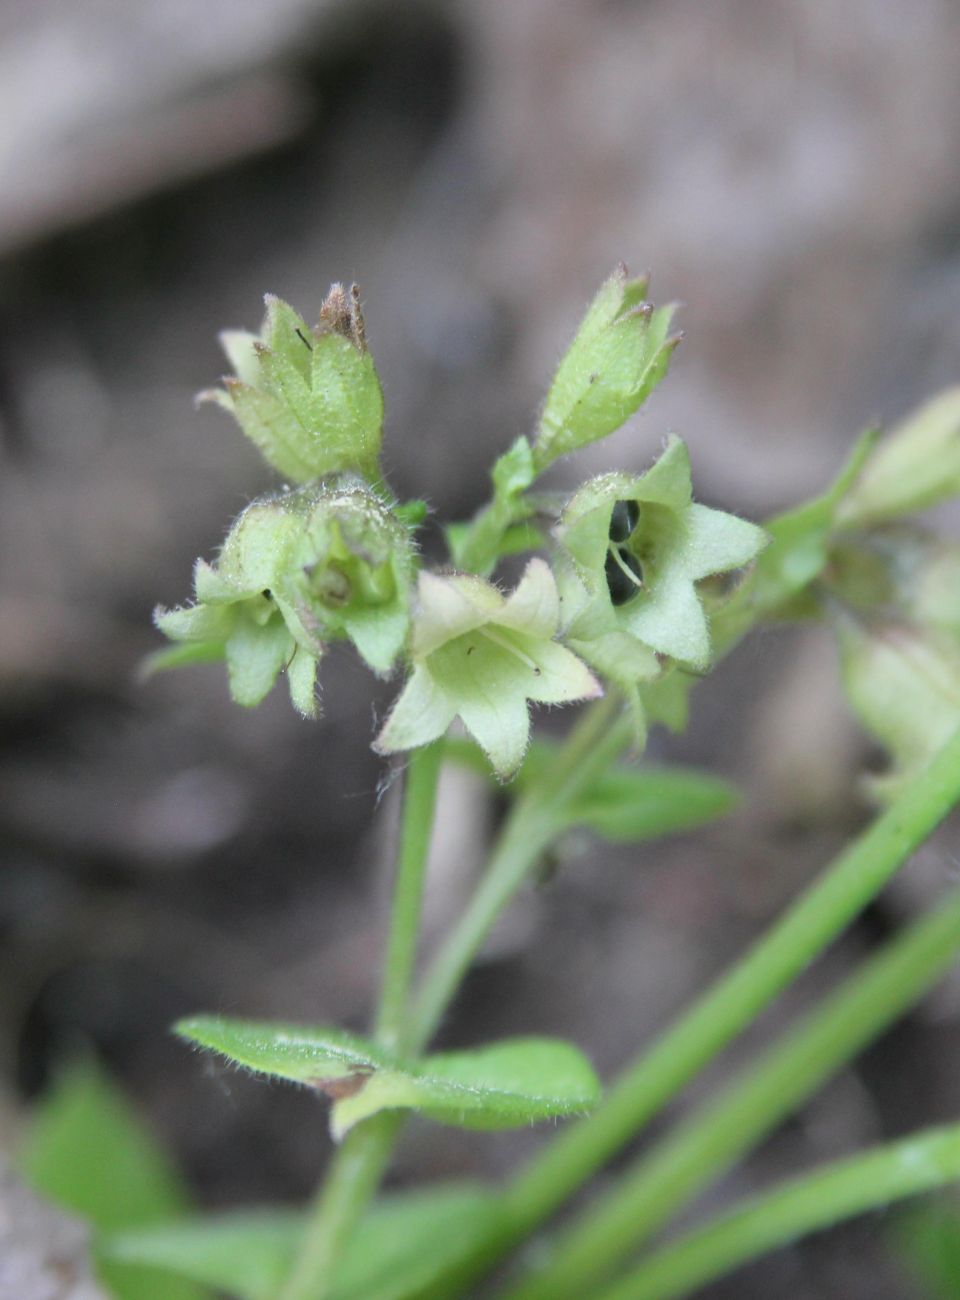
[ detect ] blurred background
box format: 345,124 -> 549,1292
2,1 -> 960,1296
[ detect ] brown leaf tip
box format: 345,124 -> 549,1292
307,1065 -> 375,1100
319,282 -> 367,352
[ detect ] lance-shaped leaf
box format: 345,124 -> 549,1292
535,266 -> 680,472
103,1185 -> 505,1300
176,1016 -> 600,1141
375,559 -> 601,779
445,738 -> 738,843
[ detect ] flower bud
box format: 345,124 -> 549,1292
835,608 -> 960,798
534,265 -> 680,472
152,477 -> 414,716
838,388 -> 960,528
200,285 -> 384,483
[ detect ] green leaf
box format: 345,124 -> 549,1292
103,1184 -> 505,1300
176,1017 -> 600,1141
175,1016 -> 392,1086
330,1038 -> 601,1140
567,765 -> 739,842
748,428 -> 877,617
895,1199 -> 960,1300
445,738 -> 738,841
106,1211 -> 300,1300
20,1060 -> 204,1300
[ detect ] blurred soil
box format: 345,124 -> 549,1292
2,2 -> 960,1297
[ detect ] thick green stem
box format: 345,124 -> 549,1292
277,1114 -> 401,1300
375,741 -> 445,1053
409,698 -> 627,1052
277,743 -> 442,1300
429,725 -> 960,1299
507,887 -> 960,1300
495,724 -> 960,1244
595,1118 -> 960,1300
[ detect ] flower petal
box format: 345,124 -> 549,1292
522,639 -> 603,705
498,559 -> 561,639
412,571 -> 498,658
683,504 -> 768,580
621,569 -> 711,669
374,666 -> 458,755
286,647 -> 320,718
225,615 -> 294,708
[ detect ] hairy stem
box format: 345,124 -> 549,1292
277,742 -> 443,1300
409,697 -> 627,1052
375,741 -> 445,1052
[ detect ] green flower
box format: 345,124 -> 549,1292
151,477 -> 414,717
557,437 -> 767,674
375,559 -> 601,779
200,284 -> 384,483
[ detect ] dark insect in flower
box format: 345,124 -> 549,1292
605,546 -> 645,606
608,499 -> 640,543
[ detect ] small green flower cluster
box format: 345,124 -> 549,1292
153,268 -> 769,778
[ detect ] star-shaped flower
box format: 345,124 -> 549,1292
375,559 -> 601,779
558,437 -> 767,673
151,478 -> 414,717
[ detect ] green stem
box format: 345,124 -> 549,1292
493,723 -> 960,1248
594,1118 -> 960,1300
507,887 -> 960,1300
277,742 -> 443,1300
277,1114 -> 401,1300
409,698 -> 627,1052
375,741 -> 445,1053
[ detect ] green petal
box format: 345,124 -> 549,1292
218,500 -> 310,594
683,503 -> 767,580
341,602 -> 408,675
154,602 -> 233,643
567,631 -> 660,689
621,568 -> 711,669
456,685 -> 531,781
521,638 -> 602,705
497,558 -> 561,639
286,648 -> 320,718
631,435 -> 692,511
412,571 -> 499,658
193,558 -> 244,604
218,329 -> 262,386
374,666 -> 458,755
225,615 -> 294,708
